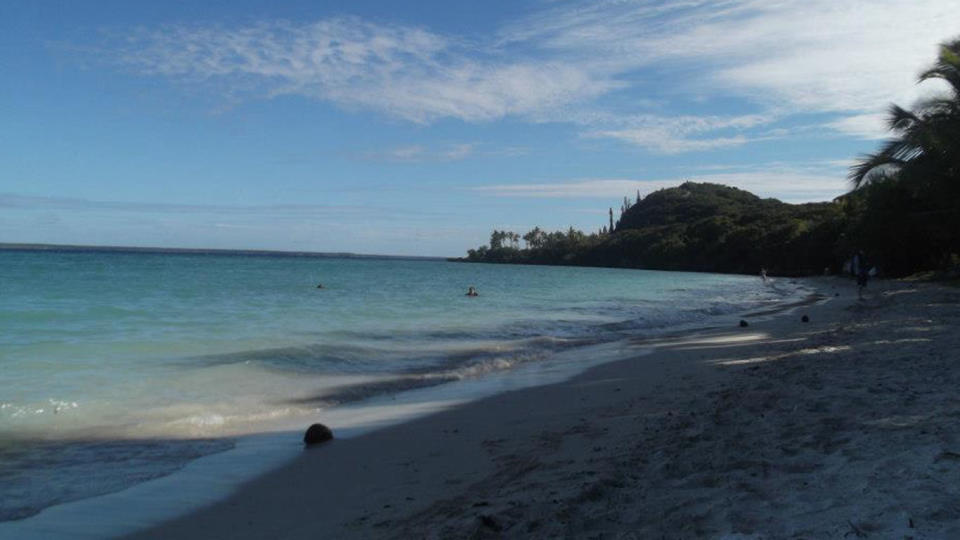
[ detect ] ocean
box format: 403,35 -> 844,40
0,249 -> 806,526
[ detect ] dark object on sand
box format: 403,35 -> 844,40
739,320 -> 749,327
478,514 -> 503,532
801,315 -> 809,323
304,423 -> 334,445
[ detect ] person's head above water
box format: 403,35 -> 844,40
466,286 -> 478,296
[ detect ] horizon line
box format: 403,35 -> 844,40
0,242 -> 450,261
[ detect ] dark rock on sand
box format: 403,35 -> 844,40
801,315 -> 810,323
739,320 -> 749,327
304,423 -> 334,445
478,514 -> 503,532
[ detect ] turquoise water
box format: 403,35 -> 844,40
0,250 -> 803,521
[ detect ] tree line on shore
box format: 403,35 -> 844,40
460,38 -> 960,278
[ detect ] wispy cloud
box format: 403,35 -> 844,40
443,143 -> 475,161
108,18 -> 615,124
473,179 -> 658,199
824,113 -> 890,140
587,131 -> 749,154
381,145 -> 428,162
471,169 -> 848,203
95,1 -> 955,149
576,112 -> 773,153
361,143 -> 477,162
501,0 -> 954,114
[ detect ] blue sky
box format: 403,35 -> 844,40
2,0 -> 956,256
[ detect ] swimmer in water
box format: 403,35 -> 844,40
316,283 -> 324,289
466,286 -> 478,297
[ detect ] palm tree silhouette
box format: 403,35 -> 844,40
848,38 -> 960,273
850,39 -> 960,189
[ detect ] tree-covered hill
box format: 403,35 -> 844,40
460,182 -> 848,276
602,182 -> 846,275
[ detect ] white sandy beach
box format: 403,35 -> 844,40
111,278 -> 958,538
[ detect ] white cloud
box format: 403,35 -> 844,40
588,131 -> 749,154
577,112 -> 773,153
472,170 -> 848,203
825,113 -> 890,140
111,18 -> 615,124
700,3 -> 953,114
689,171 -> 848,202
362,143 -> 476,162
501,0 -> 956,134
100,1 -> 956,145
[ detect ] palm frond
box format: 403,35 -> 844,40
886,104 -> 919,132
854,38 -> 960,193
919,41 -> 960,97
849,150 -> 904,188
879,137 -> 923,163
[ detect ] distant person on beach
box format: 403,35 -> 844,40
852,251 -> 869,299
760,267 -> 767,283
466,286 -> 478,297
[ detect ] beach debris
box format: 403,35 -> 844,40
303,423 -> 334,445
801,315 -> 810,323
739,320 -> 749,327
477,514 -> 503,532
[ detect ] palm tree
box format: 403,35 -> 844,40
523,227 -> 545,249
489,230 -> 504,250
850,39 -> 960,189
848,38 -> 960,273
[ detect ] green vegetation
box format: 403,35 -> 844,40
460,38 -> 960,278
462,182 -> 845,276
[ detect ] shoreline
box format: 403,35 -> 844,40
0,276 -> 812,539
126,278 -> 896,539
11,276 -> 957,538
127,277 -> 960,538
